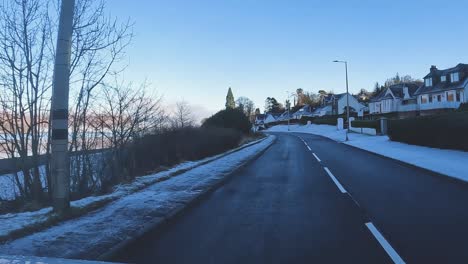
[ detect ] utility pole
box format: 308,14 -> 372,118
50,0 -> 75,213
333,60 -> 350,141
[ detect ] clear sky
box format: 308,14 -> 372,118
107,0 -> 468,118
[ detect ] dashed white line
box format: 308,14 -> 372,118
312,153 -> 321,162
365,222 -> 406,264
323,167 -> 347,193
306,145 -> 311,151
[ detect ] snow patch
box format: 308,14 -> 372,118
0,136 -> 275,259
268,124 -> 468,182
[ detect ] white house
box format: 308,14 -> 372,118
312,105 -> 332,117
369,83 -> 420,115
414,64 -> 468,114
292,105 -> 314,119
264,113 -> 280,124
322,93 -> 365,115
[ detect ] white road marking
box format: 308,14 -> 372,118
365,222 -> 406,264
306,145 -> 311,151
312,153 -> 321,162
323,167 -> 347,193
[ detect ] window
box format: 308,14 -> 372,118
429,95 -> 433,103
451,72 -> 460,82
425,78 -> 432,87
421,95 -> 428,104
456,91 -> 461,102
437,95 -> 442,102
441,75 -> 447,82
447,92 -> 454,102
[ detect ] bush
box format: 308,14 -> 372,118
388,112 -> 468,151
313,118 -> 337,125
126,127 -> 242,177
351,120 -> 381,133
202,108 -> 251,134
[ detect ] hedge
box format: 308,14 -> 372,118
388,111 -> 468,151
126,127 -> 242,177
313,118 -> 338,126
351,120 -> 381,133
202,108 -> 251,134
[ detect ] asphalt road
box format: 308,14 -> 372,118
114,133 -> 468,264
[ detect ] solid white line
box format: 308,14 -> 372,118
323,167 -> 347,193
312,153 -> 321,162
365,222 -> 406,264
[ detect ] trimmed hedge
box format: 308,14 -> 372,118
313,118 -> 337,126
388,112 -> 468,151
351,120 -> 381,133
127,127 -> 242,176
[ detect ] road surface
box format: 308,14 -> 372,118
113,133 -> 468,264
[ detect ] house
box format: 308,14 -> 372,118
312,105 -> 332,117
276,111 -> 293,122
292,105 -> 314,119
254,114 -> 266,126
264,113 -> 280,124
320,93 -> 365,115
369,83 -> 420,117
414,64 -> 468,115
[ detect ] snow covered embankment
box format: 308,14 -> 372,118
268,124 -> 468,182
0,135 -> 275,260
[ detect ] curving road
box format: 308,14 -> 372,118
113,133 -> 468,264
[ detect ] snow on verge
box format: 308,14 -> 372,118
0,136 -> 268,241
0,135 -> 275,259
268,124 -> 468,182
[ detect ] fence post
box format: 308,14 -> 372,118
337,118 -> 344,130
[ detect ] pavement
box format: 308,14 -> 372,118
113,132 -> 468,264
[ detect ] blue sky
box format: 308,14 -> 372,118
108,0 -> 468,117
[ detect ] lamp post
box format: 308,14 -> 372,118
333,60 -> 350,141
286,91 -> 291,131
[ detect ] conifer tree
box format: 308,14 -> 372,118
225,87 -> 235,109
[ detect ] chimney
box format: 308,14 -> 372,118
403,86 -> 410,99
430,65 -> 438,73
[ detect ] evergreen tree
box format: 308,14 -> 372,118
225,87 -> 235,109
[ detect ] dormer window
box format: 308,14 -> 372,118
425,78 -> 433,87
441,75 -> 447,82
451,72 -> 460,82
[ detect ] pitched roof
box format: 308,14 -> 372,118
416,63 -> 468,95
423,63 -> 468,79
371,83 -> 420,102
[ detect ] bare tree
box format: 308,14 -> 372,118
96,80 -> 161,186
0,0 -> 54,202
0,0 -> 133,204
171,101 -> 194,129
236,96 -> 255,120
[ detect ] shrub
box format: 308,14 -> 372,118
351,120 -> 381,133
126,127 -> 242,177
299,116 -> 314,125
202,108 -> 251,134
388,112 -> 468,151
313,118 -> 337,125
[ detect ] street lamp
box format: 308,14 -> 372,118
285,91 -> 291,131
333,60 -> 350,141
